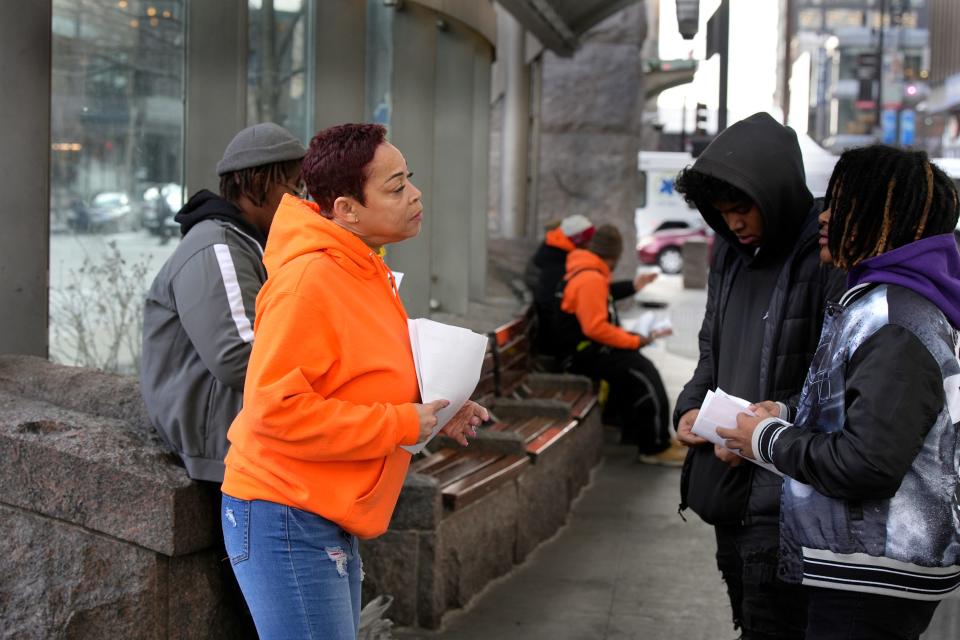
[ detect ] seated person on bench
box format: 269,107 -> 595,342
526,214 -> 595,357
556,224 -> 685,466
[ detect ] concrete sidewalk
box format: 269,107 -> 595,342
396,443 -> 734,640
396,337 -> 736,639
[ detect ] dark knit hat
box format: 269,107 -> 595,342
216,123 -> 307,175
588,224 -> 623,263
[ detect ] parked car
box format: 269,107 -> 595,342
68,191 -> 134,233
636,226 -> 712,274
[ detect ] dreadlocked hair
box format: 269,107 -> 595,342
219,158 -> 302,208
673,167 -> 752,209
825,145 -> 959,270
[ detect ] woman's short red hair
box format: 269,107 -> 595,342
302,123 -> 387,216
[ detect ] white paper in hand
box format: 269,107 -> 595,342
691,389 -> 754,445
622,311 -> 673,337
691,388 -> 784,477
401,319 -> 489,455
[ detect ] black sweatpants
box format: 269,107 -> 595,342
570,345 -> 670,454
715,524 -> 808,639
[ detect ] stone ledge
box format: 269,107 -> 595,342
523,372 -> 593,393
428,427 -> 527,457
491,397 -> 571,421
0,355 -> 154,436
0,388 -> 216,556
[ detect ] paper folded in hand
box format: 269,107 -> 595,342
621,311 -> 672,337
691,388 -> 783,477
401,318 -> 489,455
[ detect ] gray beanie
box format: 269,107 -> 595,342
216,123 -> 307,175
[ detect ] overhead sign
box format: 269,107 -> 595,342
882,109 -> 898,145
900,109 -> 916,146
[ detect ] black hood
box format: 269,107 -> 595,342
690,112 -> 812,263
174,189 -> 266,247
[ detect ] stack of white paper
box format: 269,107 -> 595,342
691,388 -> 783,477
401,318 -> 489,455
621,311 -> 673,337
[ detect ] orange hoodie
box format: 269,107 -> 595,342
544,227 -> 576,252
560,249 -> 641,351
222,195 -> 421,539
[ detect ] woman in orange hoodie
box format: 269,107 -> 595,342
220,123 -> 488,640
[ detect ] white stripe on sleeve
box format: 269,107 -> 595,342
213,243 -> 255,343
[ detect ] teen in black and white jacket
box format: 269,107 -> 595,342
719,145 -> 960,640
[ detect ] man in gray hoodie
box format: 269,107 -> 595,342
140,123 -> 307,483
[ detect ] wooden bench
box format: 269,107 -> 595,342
411,447 -> 529,510
413,306 -> 600,511
490,307 -> 597,421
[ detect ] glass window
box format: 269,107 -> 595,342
636,171 -> 648,209
798,9 -> 823,31
365,0 -> 394,130
248,0 -> 314,143
50,0 -> 186,373
825,9 -> 865,28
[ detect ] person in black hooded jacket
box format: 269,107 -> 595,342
673,113 -> 845,639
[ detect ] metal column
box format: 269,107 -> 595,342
0,1 -> 52,355
499,7 -> 530,239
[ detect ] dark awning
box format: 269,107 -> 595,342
496,0 -> 641,56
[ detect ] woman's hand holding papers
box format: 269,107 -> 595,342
715,404 -> 774,460
414,400 -> 450,441
439,400 -> 489,447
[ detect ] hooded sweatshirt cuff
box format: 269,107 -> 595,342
396,403 -> 422,447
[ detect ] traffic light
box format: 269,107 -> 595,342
695,103 -> 708,134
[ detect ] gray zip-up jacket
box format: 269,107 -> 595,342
141,191 -> 266,482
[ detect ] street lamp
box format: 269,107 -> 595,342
676,0 -> 699,40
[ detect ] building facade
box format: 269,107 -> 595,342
3,0 -> 498,368
780,0 -> 929,152
925,0 -> 960,157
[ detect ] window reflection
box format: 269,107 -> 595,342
50,0 -> 186,373
248,0 -> 313,143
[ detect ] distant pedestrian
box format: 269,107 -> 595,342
556,223 -> 683,464
673,113 -> 844,638
718,144 -> 960,640
220,123 -> 487,639
525,214 -> 596,356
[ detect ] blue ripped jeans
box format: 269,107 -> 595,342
221,494 -> 362,640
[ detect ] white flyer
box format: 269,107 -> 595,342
691,388 -> 784,477
400,318 -> 489,455
621,311 -> 672,337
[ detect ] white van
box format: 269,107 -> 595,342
634,151 -> 701,240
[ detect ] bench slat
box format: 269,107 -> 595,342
441,455 -> 529,510
431,451 -> 502,485
525,420 -> 578,456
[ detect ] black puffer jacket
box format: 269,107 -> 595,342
674,113 -> 846,526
